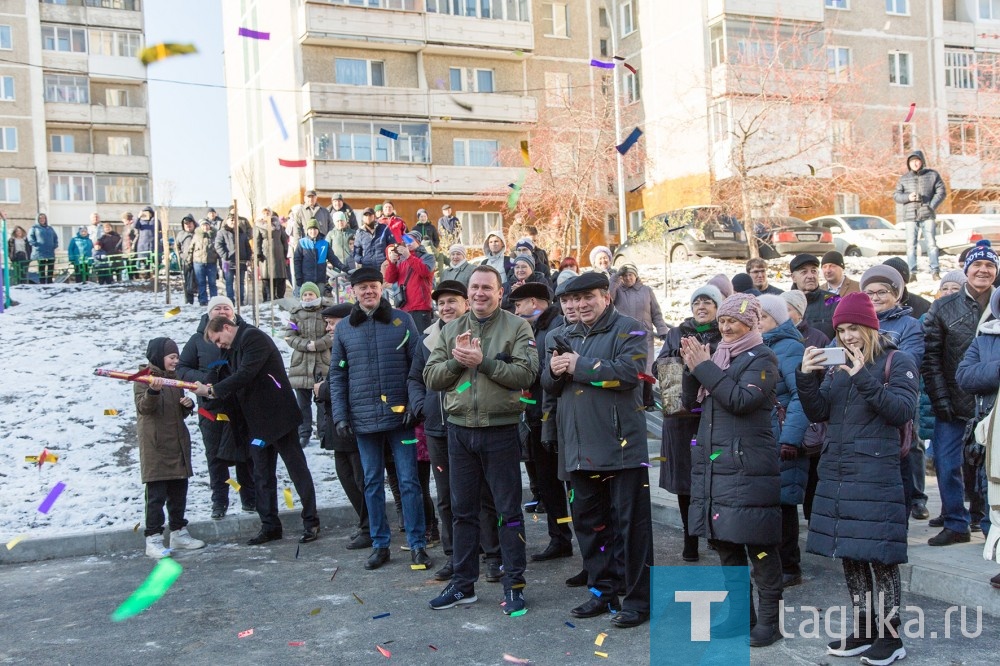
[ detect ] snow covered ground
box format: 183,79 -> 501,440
0,253 -> 957,541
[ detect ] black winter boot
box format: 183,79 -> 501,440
749,595 -> 783,647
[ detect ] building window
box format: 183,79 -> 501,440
888,51 -> 912,86
885,0 -> 907,14
827,47 -> 851,80
544,72 -> 570,107
312,120 -> 430,163
981,0 -> 1000,19
599,39 -> 608,56
50,174 -> 95,202
892,122 -> 915,154
834,193 -> 860,215
831,119 -> 852,154
453,139 -> 499,167
322,0 -> 414,7
335,58 -> 385,87
42,25 -> 88,53
826,0 -> 849,9
97,176 -> 148,203
51,134 -> 75,152
0,25 -> 11,51
620,0 -> 635,36
458,211 -> 503,246
89,30 -> 142,57
944,49 -> 977,89
107,136 -> 132,155
44,75 -> 89,104
607,215 -> 618,234
84,0 -> 141,9
542,3 -> 569,38
0,127 -> 16,152
426,0 -> 528,21
709,24 -> 725,68
449,67 -> 494,93
105,89 -> 129,106
628,209 -> 644,232
624,71 -> 640,104
948,118 -> 978,156
0,76 -> 13,101
0,178 -> 20,203
599,7 -> 609,27
710,101 -> 729,143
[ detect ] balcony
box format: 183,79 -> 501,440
302,82 -> 429,118
300,1 -> 425,50
313,161 -> 521,195
428,91 -> 536,124
44,102 -> 148,126
41,52 -> 89,75
95,154 -> 150,173
424,13 -> 533,51
706,0 -> 823,23
47,152 -> 95,172
710,63 -> 827,100
40,1 -> 143,30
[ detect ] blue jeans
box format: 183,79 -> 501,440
905,218 -> 939,274
356,429 -> 426,549
932,419 -> 970,532
193,262 -> 218,305
223,264 -> 247,302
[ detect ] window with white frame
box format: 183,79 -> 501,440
50,134 -> 75,152
628,209 -> 644,232
599,7 -> 609,27
0,178 -> 20,203
0,76 -> 13,101
105,89 -> 129,106
624,71 -> 640,104
107,136 -> 132,156
620,0 -> 635,36
42,25 -> 87,53
0,25 -> 11,50
888,51 -> 912,86
0,127 -> 16,152
458,211 -> 503,247
97,176 -> 148,203
89,29 -> 141,57
944,49 -> 976,89
311,119 -> 430,163
980,201 -> 1000,214
84,0 -> 141,9
607,214 -> 618,234
948,118 -> 978,156
826,0 -> 849,9
425,0 -> 528,21
710,101 -> 729,143
335,58 -> 385,87
453,139 -> 499,167
885,0 -> 907,14
44,74 -> 89,103
834,193 -> 859,215
892,122 -> 915,154
449,67 -> 494,93
981,0 -> 1000,19
50,174 -> 95,202
323,0 -> 414,7
544,71 -> 570,107
709,24 -> 725,68
542,3 -> 568,37
979,51 -> 1000,90
827,47 -> 851,80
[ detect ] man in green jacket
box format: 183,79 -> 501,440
423,265 -> 538,616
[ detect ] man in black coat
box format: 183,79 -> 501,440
883,257 -> 931,319
195,317 -> 320,546
788,253 -> 837,339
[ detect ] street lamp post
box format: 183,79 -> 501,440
605,1 -> 629,247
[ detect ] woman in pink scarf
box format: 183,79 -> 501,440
679,292 -> 784,648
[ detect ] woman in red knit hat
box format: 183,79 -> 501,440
797,291 -> 919,665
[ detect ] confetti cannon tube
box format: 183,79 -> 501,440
94,368 -> 199,391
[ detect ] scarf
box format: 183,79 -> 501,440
697,331 -> 764,403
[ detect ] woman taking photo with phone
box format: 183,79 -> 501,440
797,292 -> 919,665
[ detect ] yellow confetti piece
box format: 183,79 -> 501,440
24,456 -> 38,463
284,488 -> 294,509
595,651 -> 609,658
757,551 -> 767,560
595,632 -> 608,646
518,533 -> 526,543
6,534 -> 28,550
216,413 -> 229,421
761,371 -> 767,380
381,395 -> 387,402
139,42 -> 197,65
309,608 -> 321,615
650,456 -> 666,462
620,439 -> 627,448
410,564 -> 427,570
540,411 -> 549,422
164,306 -> 181,318
133,523 -> 140,532
226,478 -> 241,492
739,300 -> 748,313
390,405 -> 406,413
104,409 -> 119,416
556,517 -> 573,524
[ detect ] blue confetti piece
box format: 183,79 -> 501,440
402,234 -> 414,244
565,621 -> 576,628
590,58 -> 616,69
206,359 -> 228,369
251,439 -> 266,447
616,127 -> 642,155
379,128 -> 398,140
269,96 -> 288,141
589,587 -> 602,598
372,612 -> 391,619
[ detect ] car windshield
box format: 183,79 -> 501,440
844,216 -> 892,231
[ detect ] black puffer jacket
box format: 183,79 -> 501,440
892,150 -> 947,223
408,320 -> 448,439
525,305 -> 563,424
801,288 -> 838,339
921,287 -> 994,422
681,342 -> 781,546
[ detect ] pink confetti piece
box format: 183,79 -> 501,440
623,62 -> 637,75
238,27 -> 270,40
38,482 -> 66,514
239,628 -> 254,638
267,373 -> 281,388
278,158 -> 307,168
904,102 -> 915,122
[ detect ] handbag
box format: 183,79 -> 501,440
802,422 -> 827,457
656,358 -> 687,417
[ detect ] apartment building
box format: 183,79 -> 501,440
0,0 -> 152,247
221,0 -> 644,253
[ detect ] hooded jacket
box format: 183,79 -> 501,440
893,150 -> 947,223
482,233 -> 512,277
283,298 -> 334,390
763,319 -> 810,506
441,260 -> 475,286
133,207 -> 159,255
877,304 -> 924,370
190,226 -> 219,264
385,251 -> 434,312
214,222 -> 251,264
67,231 -> 93,265
255,215 -> 290,280
134,362 -> 194,483
28,220 -> 58,258
354,221 -> 394,270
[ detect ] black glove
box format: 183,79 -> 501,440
657,334 -> 668,342
932,401 -> 955,423
335,420 -> 354,439
779,444 -> 799,461
541,440 -> 558,454
401,410 -> 417,429
257,254 -> 266,262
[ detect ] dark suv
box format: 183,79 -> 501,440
612,206 -> 749,265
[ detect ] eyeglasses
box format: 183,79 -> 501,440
864,289 -> 892,299
748,269 -> 767,274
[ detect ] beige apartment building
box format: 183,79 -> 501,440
0,0 -> 152,246
221,0 -> 645,253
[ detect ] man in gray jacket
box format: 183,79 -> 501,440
893,149 -> 946,281
541,272 -> 653,629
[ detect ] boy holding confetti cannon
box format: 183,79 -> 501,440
135,337 -> 206,559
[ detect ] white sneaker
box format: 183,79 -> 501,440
145,534 -> 172,559
169,528 -> 205,550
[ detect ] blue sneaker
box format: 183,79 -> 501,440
502,589 -> 526,615
429,583 -> 477,610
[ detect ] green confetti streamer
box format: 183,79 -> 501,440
456,381 -> 472,393
401,439 -> 418,445
569,489 -> 574,504
395,329 -> 410,351
338,360 -> 346,368
519,397 -> 537,404
111,558 -> 183,622
509,609 -> 528,617
710,450 -> 722,461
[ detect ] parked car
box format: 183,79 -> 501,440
754,217 -> 835,258
612,206 -> 749,265
934,214 -> 1000,255
806,214 -> 906,257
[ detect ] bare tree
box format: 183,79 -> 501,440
155,179 -> 176,303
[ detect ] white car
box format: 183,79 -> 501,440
933,214 -> 1000,255
806,214 -> 906,257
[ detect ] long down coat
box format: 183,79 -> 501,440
134,364 -> 194,483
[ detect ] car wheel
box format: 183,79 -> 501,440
670,244 -> 691,262
845,246 -> 863,257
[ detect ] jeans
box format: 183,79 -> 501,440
448,423 -> 526,593
911,438 -> 927,503
356,428 -> 426,549
294,388 -> 317,444
144,479 -> 189,537
905,218 -> 939,274
223,264 -> 248,303
194,262 -> 218,305
932,419 -> 970,532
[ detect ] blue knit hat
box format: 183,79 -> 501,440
965,240 -> 1000,274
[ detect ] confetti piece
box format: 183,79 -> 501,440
139,42 -> 197,65
594,524 -> 606,532
904,102 -> 916,122
289,641 -> 304,647
595,651 -> 609,658
133,523 -> 140,532
620,439 -> 627,448
532,514 -> 538,522
511,583 -> 526,589
510,609 -> 528,617
757,552 -> 767,559
310,608 -> 321,615
429,645 -> 438,651
710,450 -> 722,461
164,306 -> 181,318
6,534 -> 27,550
287,321 -> 299,331
640,462 -> 652,467
713,513 -> 720,520
591,380 -> 621,388
565,621 -> 576,628
353,593 -> 364,604
330,567 -> 339,581
110,557 -> 183,621
456,381 -> 472,393
505,520 -> 522,528
379,128 -> 399,140
590,58 -> 616,69
391,405 -> 406,413
616,127 -> 642,155
377,645 -> 392,658
239,27 -> 270,40
650,456 -> 666,462
373,612 -> 391,619
568,489 -> 574,503
295,544 -> 300,559
104,409 -> 119,416
740,300 -> 748,313
589,587 -> 602,598
38,482 -> 66,514
595,632 -> 608,646
278,158 -> 307,168
284,487 -> 294,509
628,330 -> 646,336
638,373 -> 656,384
267,373 -> 281,388
575,389 -> 584,395
540,411 -> 549,422
206,359 -> 228,369
198,407 -> 216,421
518,532 -> 526,542
239,628 -> 254,638
402,439 -> 418,444
226,478 -> 241,492
251,439 -> 266,447
807,164 -> 816,177
519,139 -> 531,167
631,354 -> 646,360
436,466 -> 444,472
623,62 -> 637,75
338,360 -> 346,368
396,329 -> 410,350
450,95 -> 474,111
556,517 -> 573,524
410,564 -> 427,570
519,397 -> 537,404
216,413 -> 230,421
503,655 -> 531,665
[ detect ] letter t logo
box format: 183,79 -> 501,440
675,590 -> 729,641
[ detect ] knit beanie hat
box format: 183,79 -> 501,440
939,269 -> 967,291
964,239 -> 1000,273
332,211 -> 347,223
145,337 -> 179,372
758,294 -> 789,325
690,284 -> 724,310
882,257 -> 911,284
449,244 -> 467,259
781,290 -> 807,318
860,265 -> 904,296
832,291 -> 879,331
299,282 -> 322,300
515,237 -> 535,251
513,254 -> 536,270
731,272 -> 755,293
708,273 -> 734,298
305,219 -> 319,230
207,295 -> 235,313
717,293 -> 761,330
589,245 -> 612,267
